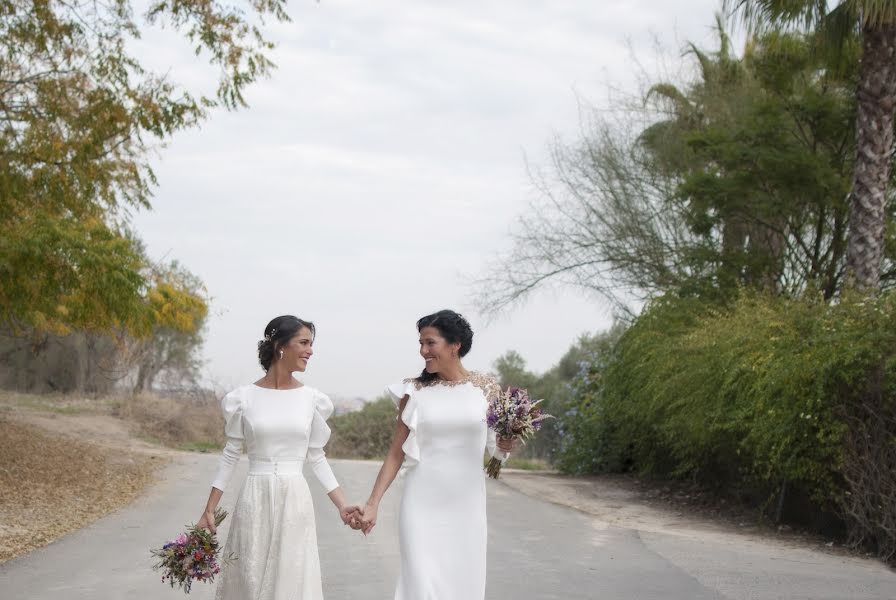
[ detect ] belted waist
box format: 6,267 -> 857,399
248,458 -> 305,475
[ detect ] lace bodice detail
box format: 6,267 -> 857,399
385,371 -> 507,475
402,372 -> 501,402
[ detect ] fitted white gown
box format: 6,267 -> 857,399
386,372 -> 508,600
210,384 -> 340,600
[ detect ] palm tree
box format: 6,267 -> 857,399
641,24 -> 760,288
724,1 -> 896,291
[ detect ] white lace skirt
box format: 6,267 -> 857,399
215,469 -> 323,600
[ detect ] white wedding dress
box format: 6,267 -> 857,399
210,384 -> 340,600
386,372 -> 508,600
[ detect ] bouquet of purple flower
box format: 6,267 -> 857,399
485,386 -> 552,479
151,508 -> 234,593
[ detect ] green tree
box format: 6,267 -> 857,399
130,262 -> 209,392
725,0 -> 896,561
644,25 -> 868,299
493,329 -> 626,461
0,0 -> 288,335
326,397 -> 397,459
478,24 -> 881,314
724,1 -> 896,291
492,350 -> 537,390
0,216 -> 149,335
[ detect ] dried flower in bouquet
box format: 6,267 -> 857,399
485,386 -> 552,478
151,507 -> 235,593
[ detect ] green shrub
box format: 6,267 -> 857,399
326,396 -> 396,459
494,329 -> 626,463
558,290 -> 896,558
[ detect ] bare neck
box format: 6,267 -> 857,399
256,365 -> 301,389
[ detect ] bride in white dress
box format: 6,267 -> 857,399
354,310 -> 518,600
195,315 -> 358,600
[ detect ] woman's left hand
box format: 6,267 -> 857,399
340,504 -> 363,527
497,435 -> 519,454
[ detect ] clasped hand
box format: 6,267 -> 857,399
338,435 -> 518,536
339,503 -> 377,536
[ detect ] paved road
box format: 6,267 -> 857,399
1,456 -> 893,599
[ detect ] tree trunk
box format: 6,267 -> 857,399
134,364 -> 148,393
720,215 -> 748,287
845,23 -> 896,290
747,219 -> 785,292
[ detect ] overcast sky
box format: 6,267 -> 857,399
132,0 -> 727,399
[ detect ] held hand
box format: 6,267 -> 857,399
497,435 -> 519,454
359,503 -> 378,536
196,510 -> 217,534
340,504 -> 363,527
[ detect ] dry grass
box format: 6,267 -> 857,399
0,417 -> 159,563
0,389 -> 225,564
0,390 -> 115,415
111,392 -> 224,452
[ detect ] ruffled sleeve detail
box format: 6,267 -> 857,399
211,389 -> 245,491
385,380 -> 420,473
307,389 -> 339,492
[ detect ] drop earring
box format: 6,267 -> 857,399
279,350 -> 284,360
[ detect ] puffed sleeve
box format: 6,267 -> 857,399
385,380 -> 420,474
483,376 -> 510,463
306,389 -> 339,493
211,389 -> 244,492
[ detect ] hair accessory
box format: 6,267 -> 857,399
264,327 -> 278,343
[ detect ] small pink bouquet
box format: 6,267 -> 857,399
485,386 -> 552,478
151,508 -> 234,593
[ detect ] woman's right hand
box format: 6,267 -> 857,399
196,509 -> 217,534
359,503 -> 378,536
497,435 -> 519,454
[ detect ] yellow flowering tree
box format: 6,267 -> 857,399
0,0 -> 288,335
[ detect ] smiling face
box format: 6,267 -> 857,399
279,326 -> 314,372
418,325 -> 461,374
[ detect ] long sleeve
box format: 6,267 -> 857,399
307,390 -> 339,493
211,390 -> 244,492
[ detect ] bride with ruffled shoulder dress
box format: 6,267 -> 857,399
351,309 -> 520,600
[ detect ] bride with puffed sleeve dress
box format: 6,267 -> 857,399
194,315 -> 359,600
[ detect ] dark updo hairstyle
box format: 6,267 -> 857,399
257,315 -> 316,372
415,309 -> 473,383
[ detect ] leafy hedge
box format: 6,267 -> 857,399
326,397 -> 396,459
558,291 -> 896,558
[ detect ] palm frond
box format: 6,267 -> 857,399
685,43 -> 717,82
722,0 -> 829,33
727,1 -> 896,32
713,12 -> 733,57
855,0 -> 896,26
645,83 -> 693,114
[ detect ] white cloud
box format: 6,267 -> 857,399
133,0 -> 725,397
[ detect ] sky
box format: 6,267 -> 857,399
132,0 -> 728,399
